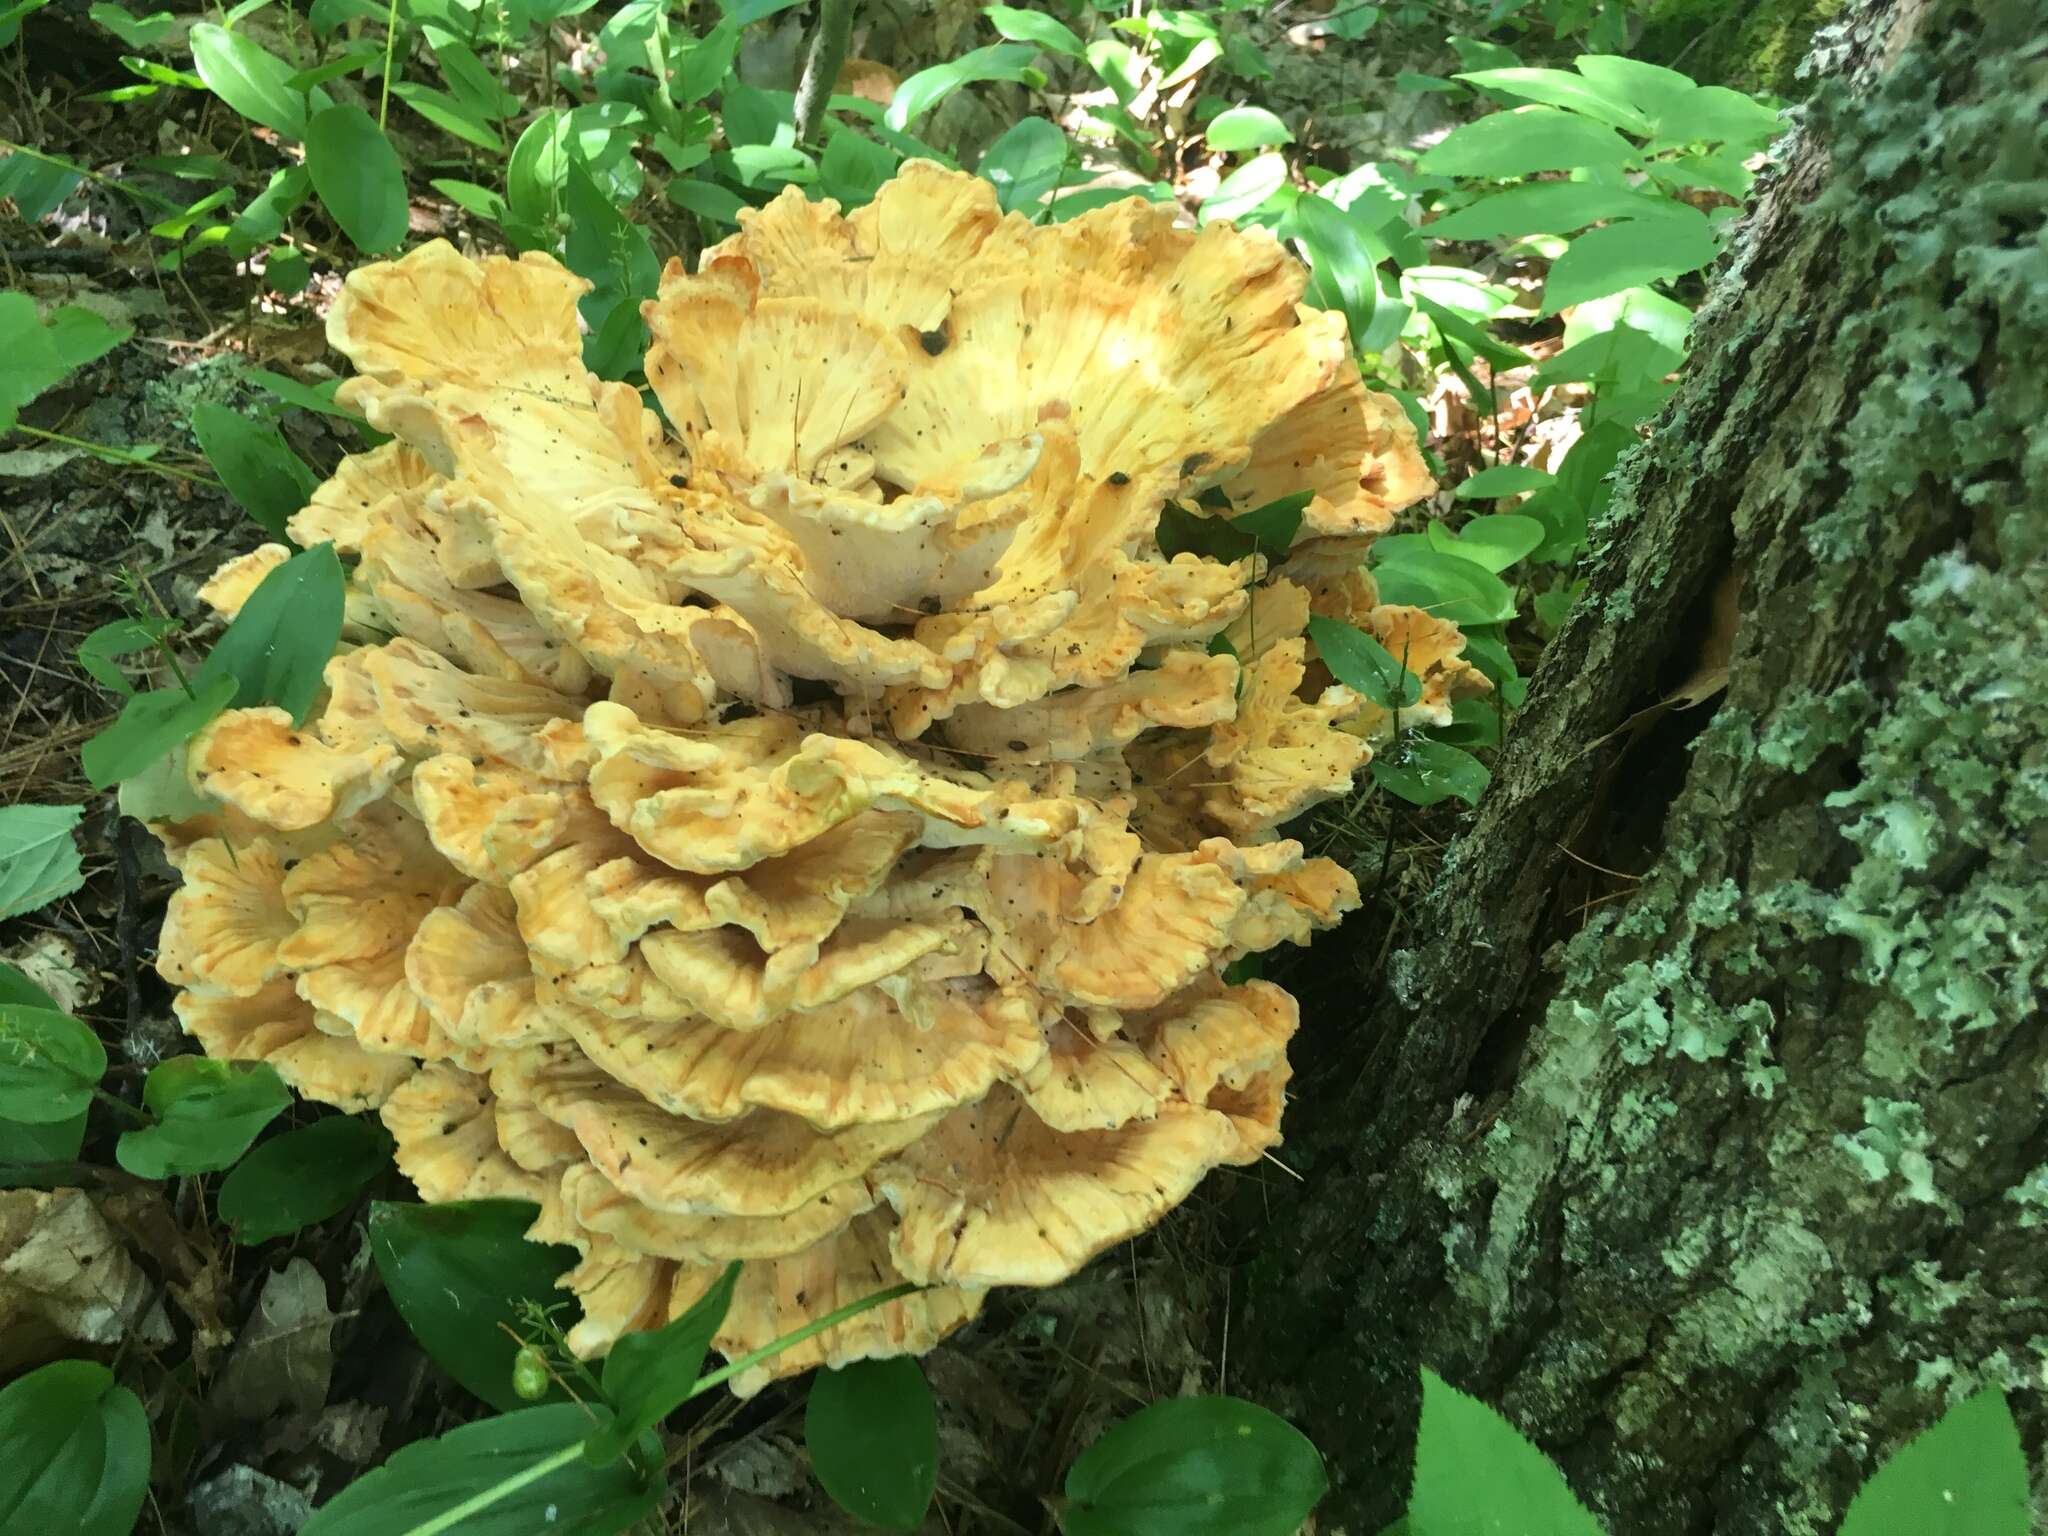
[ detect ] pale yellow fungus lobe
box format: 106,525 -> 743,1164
150,164 -> 1456,1394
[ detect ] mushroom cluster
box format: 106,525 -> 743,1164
150,164 -> 1471,1391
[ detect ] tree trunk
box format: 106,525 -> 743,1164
1238,1 -> 2048,1529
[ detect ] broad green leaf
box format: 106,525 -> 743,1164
0,1361 -> 150,1536
1425,181 -> 1663,241
1571,55 -> 1696,122
0,804 -> 85,920
977,116 -> 1069,213
1291,194 -> 1378,348
1411,292 -> 1528,372
299,1403 -> 659,1536
285,48 -> 378,90
1155,492 -> 1306,563
1371,549 -> 1517,627
0,1109 -> 86,1164
562,157 -> 660,378
1649,84 -> 1782,152
721,82 -> 793,148
668,176 -> 747,225
149,185 -> 236,239
244,367 -> 365,424
1543,209 -> 1718,313
367,1199 -> 580,1411
1373,735 -> 1491,808
1207,105 -> 1292,151
806,1357 -> 939,1531
189,22 -> 330,138
217,1115 -> 393,1243
1437,695 -> 1504,749
78,616 -> 174,694
1453,67 -> 1650,133
191,541 -> 346,725
1408,1368 -> 1595,1532
984,4 -> 1083,59
1306,615 -> 1420,709
1419,107 -> 1636,178
1426,514 -> 1545,573
583,1260 -> 741,1464
89,2 -> 174,46
672,19 -> 739,105
1233,491 -> 1310,551
1047,183 -> 1174,222
191,400 -> 319,538
430,176 -> 508,222
266,252 -> 317,303
886,42 -> 1038,131
1838,1390 -> 2029,1536
0,963 -> 56,1008
1064,1396 -> 1327,1536
225,164 -> 311,258
1457,465 -> 1557,500
1200,151 -> 1289,225
305,104 -> 409,253
1085,39 -> 1143,107
392,81 -> 505,151
116,1057 -> 291,1177
820,126 -> 899,209
0,1004 -> 105,1121
80,676 -> 238,790
0,149 -> 81,221
0,294 -> 132,431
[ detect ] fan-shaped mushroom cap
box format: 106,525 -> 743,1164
147,164 -> 1453,1390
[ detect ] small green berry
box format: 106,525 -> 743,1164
511,1344 -> 551,1401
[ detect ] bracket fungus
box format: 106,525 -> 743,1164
149,164 -> 1472,1393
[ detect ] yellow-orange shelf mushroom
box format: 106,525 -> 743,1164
150,163 -> 1473,1394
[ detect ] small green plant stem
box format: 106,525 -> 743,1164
377,0 -> 400,129
684,1280 -> 919,1402
6,425 -> 220,487
400,1442 -> 584,1536
93,1084 -> 150,1124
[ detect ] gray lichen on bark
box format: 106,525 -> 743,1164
1238,0 -> 2047,1529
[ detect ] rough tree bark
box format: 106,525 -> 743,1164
1237,1 -> 2047,1530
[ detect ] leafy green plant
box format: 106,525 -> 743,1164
215,1115 -> 394,1243
806,1356 -> 940,1530
0,804 -> 85,921
0,1360 -> 150,1536
1063,1395 -> 1327,1536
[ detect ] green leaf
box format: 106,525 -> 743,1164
427,32 -> 521,118
1425,181 -> 1664,241
0,1004 -> 106,1121
0,1109 -> 87,1164
97,594 -> 173,668
1064,1396 -> 1327,1536
1571,55 -> 1695,123
1838,1390 -> 2029,1536
1233,491 -> 1310,551
886,42 -> 1039,131
430,176 -> 509,222
226,164 -> 311,258
0,1361 -> 150,1536
668,176 -> 747,226
1372,548 -> 1517,627
392,81 -> 506,151
191,541 -> 346,725
1291,194 -> 1378,349
299,1403 -> 659,1536
81,676 -> 238,790
1411,292 -> 1528,372
216,1115 -> 393,1243
0,963 -> 59,1010
820,126 -> 899,210
1457,465 -> 1556,500
977,116 -> 1069,213
1543,209 -> 1718,313
0,294 -> 132,431
505,109 -> 572,245
0,149 -> 81,221
1206,105 -> 1292,151
1201,151 -> 1289,225
984,4 -> 1083,59
116,1057 -> 291,1177
672,19 -> 739,106
245,367 -> 366,425
1373,735 -> 1491,808
1453,67 -> 1651,133
89,3 -> 175,47
0,803 -> 85,920
562,157 -> 660,379
583,1260 -> 740,1464
285,48 -> 379,90
189,22 -> 330,138
1648,84 -> 1782,152
191,400 -> 319,538
305,103 -> 410,254
1437,695 -> 1503,749
1426,514 -> 1545,573
806,1357 -> 939,1531
1408,1367 -> 1596,1532
368,1198 -> 581,1411
1155,492 -> 1305,563
1419,107 -> 1636,178
1306,615 -> 1420,709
